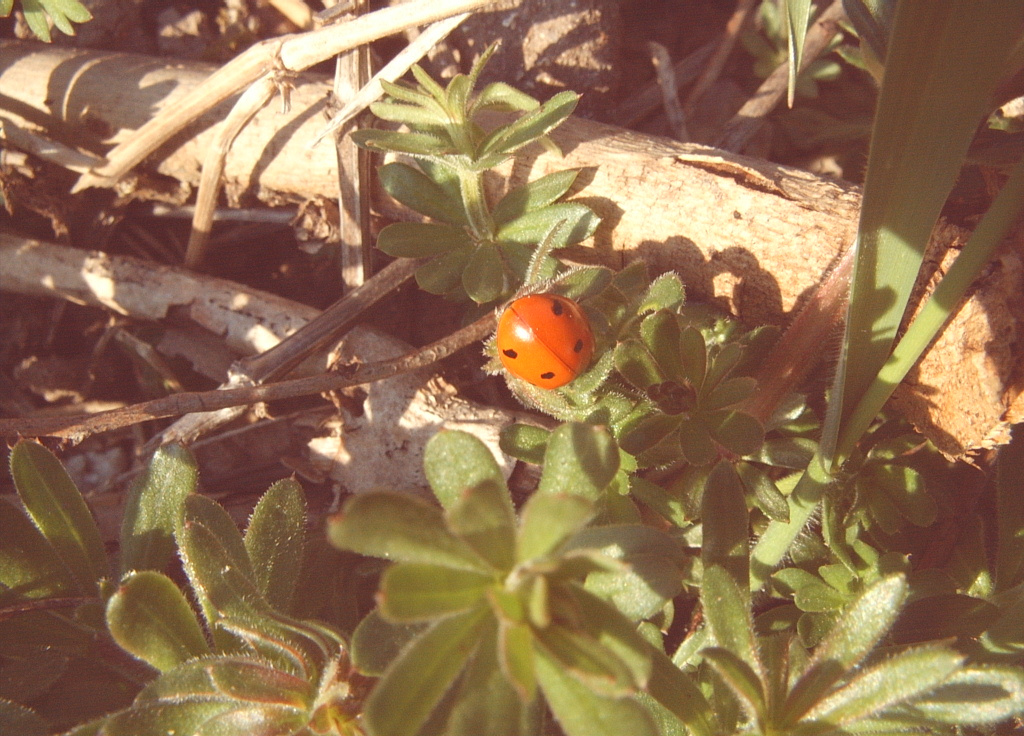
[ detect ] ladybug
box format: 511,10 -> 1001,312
496,294 -> 594,389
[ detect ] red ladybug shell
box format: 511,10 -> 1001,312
496,294 -> 594,389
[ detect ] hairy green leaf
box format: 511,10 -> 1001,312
492,170 -> 580,226
106,571 -> 210,672
10,440 -> 107,595
120,444 -> 197,576
379,563 -> 494,622
538,423 -> 619,500
0,497 -> 75,601
363,605 -> 488,736
517,493 -> 595,563
243,479 -> 306,614
327,491 -> 490,573
534,644 -> 658,736
379,162 -> 468,225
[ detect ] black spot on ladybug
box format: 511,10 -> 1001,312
551,300 -> 564,316
503,348 -> 518,359
540,371 -> 556,380
573,339 -> 583,353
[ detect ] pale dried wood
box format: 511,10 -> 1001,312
0,40 -> 1020,455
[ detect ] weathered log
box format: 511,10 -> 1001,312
0,39 -> 1020,455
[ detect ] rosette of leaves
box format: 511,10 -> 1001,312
0,0 -> 92,42
1,439 -> 172,734
327,425 -> 707,736
353,45 -> 599,305
675,470 -> 1024,735
1,440 -> 360,736
698,566 -> 1024,735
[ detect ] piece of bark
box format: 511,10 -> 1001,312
0,40 -> 1021,455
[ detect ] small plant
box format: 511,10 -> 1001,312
1,441 -> 361,736
353,44 -> 598,306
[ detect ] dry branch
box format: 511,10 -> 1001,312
0,40 -> 1021,455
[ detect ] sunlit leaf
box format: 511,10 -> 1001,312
327,491 -> 491,573
538,423 -> 619,500
379,563 -> 493,622
379,162 -> 468,225
106,571 -> 210,672
243,478 -> 306,614
534,644 -> 658,736
10,440 -> 107,595
363,605 -> 488,736
120,444 -> 197,576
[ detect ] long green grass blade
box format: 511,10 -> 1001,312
837,153 -> 1024,459
833,0 -> 1024,462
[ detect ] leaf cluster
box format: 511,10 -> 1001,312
328,426 -> 687,736
354,46 -> 597,305
1,441 -> 361,736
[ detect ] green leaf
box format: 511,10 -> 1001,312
737,462 -> 789,523
243,478 -> 306,614
567,584 -> 654,689
638,272 -> 686,314
802,644 -> 963,727
702,647 -> 766,722
498,620 -> 537,701
619,413 -> 683,459
538,423 -> 620,500
363,605 -> 488,736
613,340 -> 663,391
704,377 -> 757,410
415,247 -> 471,296
106,570 -> 210,672
701,566 -> 758,676
447,479 -> 517,574
496,202 -> 600,248
0,497 -> 75,600
707,410 -> 764,457
120,444 -> 197,576
351,609 -> 427,677
376,221 -> 473,258
773,568 -> 847,613
517,493 -> 596,563
566,525 -> 684,620
835,0 -> 1024,461
20,0 -> 51,42
369,100 -> 450,128
640,312 -> 685,384
478,91 -> 580,159
379,162 -> 468,225
379,563 -> 494,622
492,170 -> 579,226
472,81 -> 540,114
462,242 -> 506,304
534,644 -> 659,736
447,617 -> 540,736
10,440 -> 107,595
352,128 -> 451,157
783,0 -> 812,107
327,491 -> 490,573
677,326 -> 707,388
701,461 -> 750,591
783,574 -> 907,724
907,665 -> 1024,725
499,423 -> 550,465
533,623 -> 640,697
